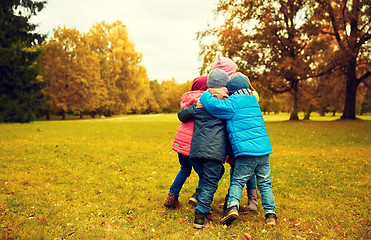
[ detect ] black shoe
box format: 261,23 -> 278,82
221,206 -> 239,226
223,194 -> 228,213
188,188 -> 201,207
194,210 -> 208,229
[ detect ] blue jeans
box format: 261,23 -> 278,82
230,164 -> 257,190
228,155 -> 276,216
169,153 -> 204,196
196,161 -> 224,213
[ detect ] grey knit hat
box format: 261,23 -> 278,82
207,68 -> 230,88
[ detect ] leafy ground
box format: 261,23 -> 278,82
0,114 -> 370,239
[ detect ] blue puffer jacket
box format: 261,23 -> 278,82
199,92 -> 272,157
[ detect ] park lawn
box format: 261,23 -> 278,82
0,114 -> 370,239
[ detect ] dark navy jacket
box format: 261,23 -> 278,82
178,102 -> 230,163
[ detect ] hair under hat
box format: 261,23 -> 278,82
227,75 -> 250,94
211,55 -> 238,78
191,76 -> 208,91
207,69 -> 230,88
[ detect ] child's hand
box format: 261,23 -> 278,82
196,100 -> 203,108
208,87 -> 229,100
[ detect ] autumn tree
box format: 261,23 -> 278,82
87,21 -> 149,115
38,21 -> 150,118
160,79 -> 187,112
313,0 -> 370,119
198,0 -> 332,120
145,79 -> 190,114
300,32 -> 346,119
0,0 -> 46,122
145,80 -> 163,113
38,27 -> 102,119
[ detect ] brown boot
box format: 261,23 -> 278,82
247,189 -> 258,211
164,193 -> 182,209
174,194 -> 182,208
219,194 -> 249,215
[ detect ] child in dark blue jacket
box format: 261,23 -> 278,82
178,68 -> 231,229
199,75 -> 277,226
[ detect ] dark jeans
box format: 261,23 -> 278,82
195,160 -> 225,213
169,153 -> 204,196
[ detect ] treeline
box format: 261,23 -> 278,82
38,21 -> 191,119
1,0 -> 370,122
0,1 -> 194,122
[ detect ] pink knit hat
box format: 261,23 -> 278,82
211,55 -> 238,78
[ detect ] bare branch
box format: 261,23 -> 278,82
305,62 -> 343,79
272,30 -> 291,55
317,0 -> 346,50
320,30 -> 337,36
268,85 -> 291,94
357,71 -> 371,85
357,33 -> 371,47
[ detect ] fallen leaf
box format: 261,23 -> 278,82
244,232 -> 253,240
40,217 -> 46,223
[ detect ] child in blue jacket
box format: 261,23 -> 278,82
199,75 -> 277,226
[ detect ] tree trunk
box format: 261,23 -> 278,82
341,81 -> 357,119
304,104 -> 313,120
61,110 -> 66,120
79,112 -> 83,119
46,110 -> 50,120
341,59 -> 359,119
319,106 -> 326,116
360,83 -> 371,115
289,80 -> 299,120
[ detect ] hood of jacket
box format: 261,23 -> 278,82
180,90 -> 204,109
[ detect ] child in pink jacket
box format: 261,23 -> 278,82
164,76 -> 208,208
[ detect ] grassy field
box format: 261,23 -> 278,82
0,114 -> 370,239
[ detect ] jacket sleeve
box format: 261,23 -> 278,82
199,92 -> 235,120
178,102 -> 197,122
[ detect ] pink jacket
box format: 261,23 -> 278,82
172,90 -> 204,156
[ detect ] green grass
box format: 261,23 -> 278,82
262,112 -> 371,122
0,114 -> 370,239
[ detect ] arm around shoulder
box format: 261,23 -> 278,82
178,102 -> 197,122
199,92 -> 235,120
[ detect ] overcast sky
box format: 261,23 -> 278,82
31,0 -> 221,83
